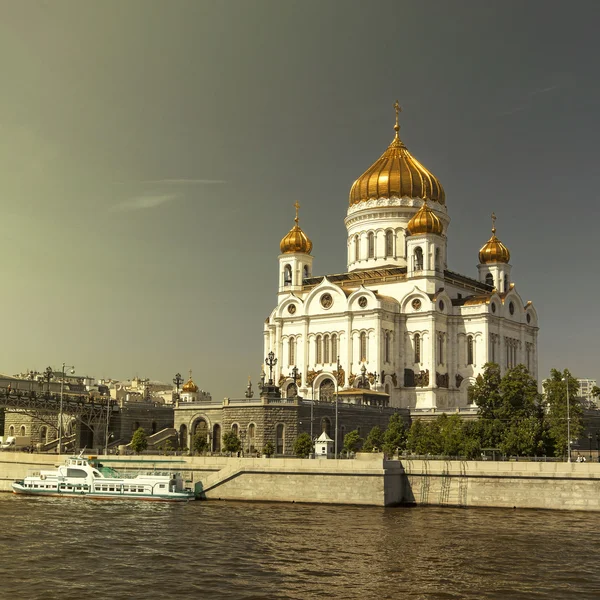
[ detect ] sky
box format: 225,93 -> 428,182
0,0 -> 599,399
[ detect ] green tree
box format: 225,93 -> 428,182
263,441 -> 275,457
130,428 -> 148,455
193,432 -> 209,455
544,369 -> 583,458
438,414 -> 466,456
163,439 -> 173,453
343,430 -> 363,454
406,419 -> 443,455
362,426 -> 384,452
222,431 -> 242,454
293,433 -> 313,458
382,413 -> 407,456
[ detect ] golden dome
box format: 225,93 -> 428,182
479,214 -> 510,264
407,201 -> 444,236
280,202 -> 313,254
349,101 -> 445,207
182,370 -> 198,393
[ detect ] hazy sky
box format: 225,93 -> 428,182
1,0 -> 599,398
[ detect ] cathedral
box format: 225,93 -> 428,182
264,103 -> 538,412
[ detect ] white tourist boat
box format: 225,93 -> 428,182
12,453 -> 195,502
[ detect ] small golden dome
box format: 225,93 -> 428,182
182,370 -> 198,393
479,214 -> 510,264
407,201 -> 444,236
280,202 -> 312,254
349,101 -> 445,207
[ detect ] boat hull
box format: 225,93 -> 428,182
11,483 -> 194,502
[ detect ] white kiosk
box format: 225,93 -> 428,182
315,431 -> 334,459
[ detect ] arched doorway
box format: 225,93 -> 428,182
179,424 -> 188,450
248,423 -> 256,453
39,426 -> 48,444
151,421 -> 157,434
192,418 -> 209,448
319,378 -> 335,401
286,382 -> 298,398
212,424 -> 221,452
276,424 -> 285,454
321,417 -> 331,437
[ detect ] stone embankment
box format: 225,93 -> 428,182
2,452 -> 600,510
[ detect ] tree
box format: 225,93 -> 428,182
222,431 -> 242,454
343,430 -> 363,454
193,432 -> 209,455
163,439 -> 173,453
293,433 -> 313,458
263,441 -> 275,457
130,428 -> 148,455
406,419 -> 443,455
382,413 -> 407,456
544,368 -> 583,458
362,426 -> 384,452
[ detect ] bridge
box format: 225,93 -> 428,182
0,385 -> 115,429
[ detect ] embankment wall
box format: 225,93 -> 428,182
3,453 -> 600,510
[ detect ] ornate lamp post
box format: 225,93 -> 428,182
44,366 -> 53,396
265,351 -> 277,386
59,363 -> 75,454
562,375 -> 571,463
28,370 -> 38,393
173,373 -> 183,403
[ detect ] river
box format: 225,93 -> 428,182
1,494 -> 599,599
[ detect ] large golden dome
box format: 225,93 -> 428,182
349,102 -> 445,207
407,201 -> 444,236
479,214 -> 510,264
280,202 -> 313,254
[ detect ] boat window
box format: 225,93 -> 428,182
92,470 -> 102,477
66,468 -> 88,478
138,487 -> 144,493
159,484 -> 165,489
109,487 -> 115,492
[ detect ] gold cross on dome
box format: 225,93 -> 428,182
294,201 -> 300,224
491,212 -> 497,233
188,369 -> 192,380
393,100 -> 402,135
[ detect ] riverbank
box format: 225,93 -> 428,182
2,452 -> 600,510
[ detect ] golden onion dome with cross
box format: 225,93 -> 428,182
182,370 -> 199,393
479,214 -> 510,264
280,202 -> 313,254
407,200 -> 444,236
349,101 -> 445,206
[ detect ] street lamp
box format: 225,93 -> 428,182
588,433 -> 593,461
335,356 -> 341,459
58,363 -> 75,455
265,351 -> 277,386
290,366 -> 299,398
562,375 -> 571,463
44,366 -> 53,395
173,373 -> 183,403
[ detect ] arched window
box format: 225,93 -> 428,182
435,248 -> 441,270
179,424 -> 188,449
39,426 -> 47,443
385,230 -> 394,257
467,335 -> 474,366
212,424 -> 221,452
414,334 -> 421,364
385,332 -> 391,363
20,425 -> 26,436
360,332 -> 367,362
231,423 -> 238,436
286,382 -> 298,398
303,264 -> 310,279
151,421 -> 157,434
323,334 -> 330,364
354,235 -> 360,261
331,334 -> 338,364
283,264 -> 292,286
288,336 -> 296,366
316,335 -> 322,364
248,423 -> 256,453
321,417 -> 332,436
319,379 -> 335,401
368,232 -> 375,258
414,247 -> 423,271
276,424 -> 285,454
504,275 -> 509,291
486,273 -> 494,287
8,425 -> 14,436
438,333 -> 444,365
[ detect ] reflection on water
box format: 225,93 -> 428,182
1,494 -> 599,600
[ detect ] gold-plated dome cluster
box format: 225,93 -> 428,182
479,213 -> 510,264
280,201 -> 313,254
349,101 -> 445,206
407,201 -> 444,236
182,370 -> 199,393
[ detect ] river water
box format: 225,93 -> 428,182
1,494 -> 599,600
